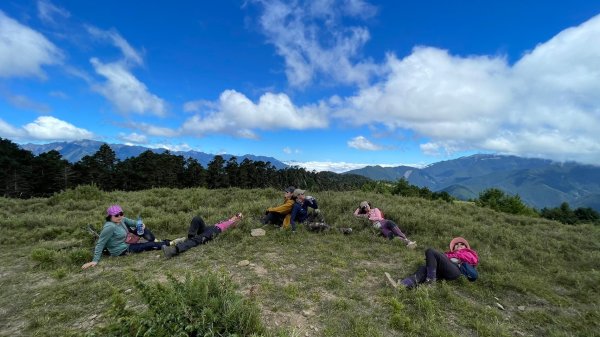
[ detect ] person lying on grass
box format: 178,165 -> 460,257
289,189 -> 352,234
354,201 -> 416,248
386,236 -> 479,289
162,213 -> 243,258
261,186 -> 296,228
81,204 -> 170,269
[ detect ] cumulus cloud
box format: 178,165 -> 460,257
347,135 -> 382,150
0,116 -> 93,141
0,10 -> 63,78
90,58 -> 166,116
37,0 -> 70,25
181,89 -> 328,138
331,14 -> 600,165
253,0 -> 381,87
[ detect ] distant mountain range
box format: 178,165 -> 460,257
18,140 -> 600,211
345,154 -> 600,211
20,140 -> 288,169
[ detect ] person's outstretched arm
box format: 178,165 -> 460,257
82,223 -> 115,269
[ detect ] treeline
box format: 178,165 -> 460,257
475,188 -> 599,225
360,179 -> 453,202
0,138 -> 369,198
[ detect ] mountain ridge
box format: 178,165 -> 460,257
345,154 -> 600,211
20,139 -> 288,169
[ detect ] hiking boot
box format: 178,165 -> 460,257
162,245 -> 177,259
384,272 -> 398,289
339,227 -> 353,235
424,278 -> 436,285
406,241 -> 417,249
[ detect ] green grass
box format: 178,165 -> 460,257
0,185 -> 599,336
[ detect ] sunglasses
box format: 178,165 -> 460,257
113,212 -> 124,217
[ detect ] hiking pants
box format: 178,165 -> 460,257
380,220 -> 408,241
126,240 -> 168,253
176,216 -> 222,254
263,212 -> 286,226
413,248 -> 461,283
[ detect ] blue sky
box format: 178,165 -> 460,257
1,1 -> 600,172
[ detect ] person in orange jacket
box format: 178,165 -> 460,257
261,186 -> 296,227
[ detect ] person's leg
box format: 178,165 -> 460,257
187,216 -> 207,238
386,220 -> 408,240
264,212 -> 285,226
400,266 -> 426,288
172,226 -> 222,255
128,240 -> 168,253
142,227 -> 156,242
379,222 -> 394,239
425,248 -> 461,281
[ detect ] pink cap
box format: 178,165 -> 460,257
106,204 -> 123,216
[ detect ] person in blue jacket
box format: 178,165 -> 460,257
288,189 -> 321,232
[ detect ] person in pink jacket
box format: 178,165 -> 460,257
388,237 -> 479,289
354,201 -> 416,248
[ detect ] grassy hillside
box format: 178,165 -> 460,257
0,185 -> 598,337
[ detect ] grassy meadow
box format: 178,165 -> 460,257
0,185 -> 599,337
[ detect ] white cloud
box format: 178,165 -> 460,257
183,99 -> 216,113
37,0 -> 70,25
133,122 -> 179,137
90,58 -> 166,116
147,142 -> 193,152
347,135 -> 382,150
0,118 -> 26,138
0,10 -> 63,78
254,0 -> 381,87
285,160 -> 419,173
118,132 -> 147,144
86,26 -> 143,66
24,116 -> 94,140
181,89 -> 328,137
283,147 -> 301,154
331,14 -> 600,165
0,116 -> 93,141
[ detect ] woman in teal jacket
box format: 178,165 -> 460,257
81,205 -> 169,269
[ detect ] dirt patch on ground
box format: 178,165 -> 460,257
261,307 -> 319,336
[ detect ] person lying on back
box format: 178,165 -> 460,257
354,201 -> 416,248
162,213 -> 243,258
386,236 -> 479,289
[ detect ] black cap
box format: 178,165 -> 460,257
284,186 -> 296,193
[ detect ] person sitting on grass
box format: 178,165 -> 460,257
162,213 -> 243,258
354,201 -> 416,248
386,236 -> 479,289
261,186 -> 296,228
289,189 -> 352,234
81,205 -> 170,269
